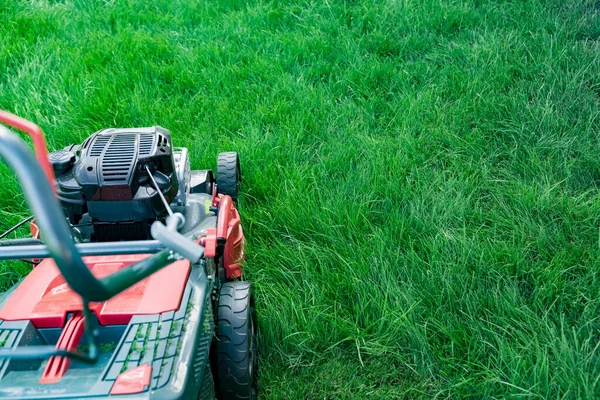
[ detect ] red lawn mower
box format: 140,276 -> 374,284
0,111 -> 257,399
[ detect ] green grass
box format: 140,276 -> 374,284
2,0 -> 600,398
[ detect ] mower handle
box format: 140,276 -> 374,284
150,214 -> 204,264
0,110 -> 56,192
0,125 -> 198,302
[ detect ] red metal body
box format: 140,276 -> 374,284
0,255 -> 190,328
217,196 -> 245,279
30,220 -> 40,240
201,195 -> 244,279
110,364 -> 152,395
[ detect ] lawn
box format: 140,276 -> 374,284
2,0 -> 600,398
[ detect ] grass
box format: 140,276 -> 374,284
1,0 -> 600,398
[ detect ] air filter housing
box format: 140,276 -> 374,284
49,127 -> 179,241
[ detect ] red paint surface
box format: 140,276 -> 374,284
202,228 -> 217,258
40,312 -> 85,384
217,195 -> 245,279
0,254 -> 190,328
0,110 -> 56,192
110,364 -> 152,395
30,220 -> 40,240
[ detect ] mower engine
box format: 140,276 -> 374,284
48,127 -> 188,241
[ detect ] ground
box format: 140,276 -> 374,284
1,0 -> 600,398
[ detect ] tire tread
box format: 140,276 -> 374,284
216,281 -> 256,400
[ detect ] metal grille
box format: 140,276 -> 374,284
101,134 -> 136,183
90,135 -> 110,157
139,133 -> 154,156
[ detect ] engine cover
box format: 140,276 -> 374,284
49,127 -> 179,241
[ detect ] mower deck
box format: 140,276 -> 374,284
0,270 -> 213,399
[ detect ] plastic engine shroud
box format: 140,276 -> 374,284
48,127 -> 179,241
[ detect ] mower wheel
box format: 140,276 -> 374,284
217,152 -> 241,205
216,281 -> 257,400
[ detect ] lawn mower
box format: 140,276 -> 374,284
0,111 -> 257,399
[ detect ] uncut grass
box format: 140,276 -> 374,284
2,0 -> 600,398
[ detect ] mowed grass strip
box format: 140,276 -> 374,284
2,0 -> 600,398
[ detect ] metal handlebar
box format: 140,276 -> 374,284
0,125 -> 204,302
0,110 -> 56,191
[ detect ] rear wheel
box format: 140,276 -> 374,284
217,152 -> 241,205
215,281 -> 257,400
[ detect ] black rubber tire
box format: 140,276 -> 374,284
216,282 -> 257,400
217,152 -> 241,205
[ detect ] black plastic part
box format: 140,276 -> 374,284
217,152 -> 240,205
48,150 -> 75,175
51,126 -> 179,241
92,220 -> 150,242
215,281 -> 257,400
216,238 -> 226,257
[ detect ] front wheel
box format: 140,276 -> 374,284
215,281 -> 257,400
217,152 -> 241,206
